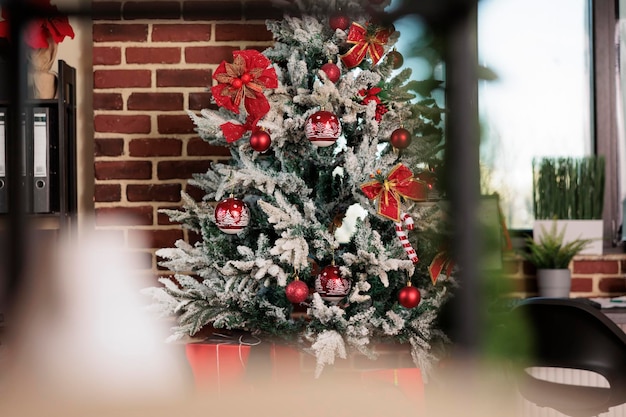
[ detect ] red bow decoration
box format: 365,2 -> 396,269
341,22 -> 393,69
212,50 -> 278,141
0,0 -> 75,48
220,114 -> 261,143
429,251 -> 454,285
360,164 -> 428,222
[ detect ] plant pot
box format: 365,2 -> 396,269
533,219 -> 603,255
537,268 -> 571,298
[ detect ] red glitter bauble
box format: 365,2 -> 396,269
390,127 -> 412,149
387,50 -> 404,69
214,197 -> 250,234
305,110 -> 341,148
321,62 -> 341,83
329,13 -> 350,31
286,280 -> 309,304
315,265 -> 351,304
249,130 -> 271,152
398,285 -> 421,308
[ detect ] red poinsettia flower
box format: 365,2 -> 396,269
211,49 -> 278,120
358,87 -> 389,121
0,0 -> 75,49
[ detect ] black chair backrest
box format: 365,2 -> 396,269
513,297 -> 626,416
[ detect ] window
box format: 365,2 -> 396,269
478,0 -> 594,230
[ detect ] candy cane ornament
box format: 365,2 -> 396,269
395,213 -> 418,264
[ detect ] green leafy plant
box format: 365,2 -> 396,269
520,222 -> 592,269
533,156 -> 605,220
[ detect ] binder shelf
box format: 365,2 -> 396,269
0,60 -> 77,229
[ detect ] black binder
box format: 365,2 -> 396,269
0,110 -> 6,213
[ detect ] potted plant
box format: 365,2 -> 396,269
532,156 -> 605,254
521,221 -> 592,297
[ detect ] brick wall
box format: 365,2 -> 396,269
504,253 -> 626,298
92,0 -> 279,278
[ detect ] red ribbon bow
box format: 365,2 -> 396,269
341,22 -> 393,69
429,251 -> 454,285
212,50 -> 278,141
360,164 -> 428,222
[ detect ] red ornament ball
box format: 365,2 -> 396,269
387,50 -> 404,69
231,78 -> 242,89
214,197 -> 250,234
398,285 -> 421,308
286,280 -> 309,304
329,13 -> 350,31
315,265 -> 351,304
390,127 -> 412,149
249,130 -> 271,152
305,110 -> 341,148
321,62 -> 341,83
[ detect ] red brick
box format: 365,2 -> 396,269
187,137 -> 231,156
127,93 -> 184,111
94,114 -> 151,134
152,24 -> 212,42
93,23 -> 148,42
95,206 -> 154,226
92,1 -> 122,20
572,260 -> 619,274
123,1 -> 181,19
156,69 -> 211,87
157,114 -> 196,134
242,1 -> 283,20
95,160 -> 152,180
158,160 -> 212,180
94,138 -> 124,157
215,23 -> 272,42
93,92 -> 124,110
598,277 -> 626,293
188,230 -> 203,245
185,46 -> 237,64
94,184 -> 122,202
185,184 -> 205,202
129,138 -> 183,157
127,183 -> 182,202
182,1 -> 242,20
189,92 -> 215,111
570,277 -> 593,292
94,69 -> 151,88
93,46 -> 122,65
129,229 -> 184,249
126,47 -> 181,64
129,251 -> 155,270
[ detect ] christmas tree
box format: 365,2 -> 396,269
144,0 -> 452,377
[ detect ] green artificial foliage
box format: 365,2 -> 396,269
533,156 -> 605,220
520,222 -> 591,269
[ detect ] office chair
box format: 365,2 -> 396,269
512,297 -> 626,417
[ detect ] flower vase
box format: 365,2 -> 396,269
28,37 -> 58,99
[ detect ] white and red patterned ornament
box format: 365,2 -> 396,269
305,110 -> 341,147
214,196 -> 250,234
249,129 -> 271,152
321,62 -> 341,83
285,276 -> 309,304
315,265 -> 351,304
398,282 -> 421,308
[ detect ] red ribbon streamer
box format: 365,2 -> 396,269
428,251 -> 454,285
360,164 -> 428,222
341,22 -> 393,68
